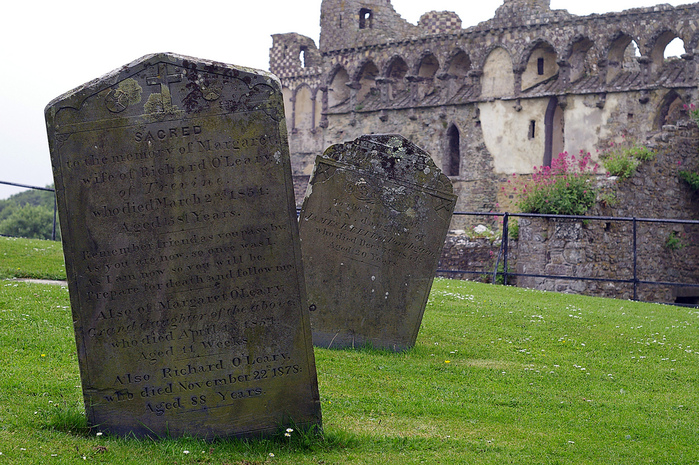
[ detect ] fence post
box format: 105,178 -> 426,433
633,217 -> 638,301
502,213 -> 509,285
52,199 -> 58,241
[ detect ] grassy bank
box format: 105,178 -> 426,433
0,239 -> 697,463
0,236 -> 65,280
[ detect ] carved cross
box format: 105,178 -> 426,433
146,64 -> 183,109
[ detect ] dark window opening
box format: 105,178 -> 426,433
445,124 -> 461,177
299,47 -> 308,68
529,120 -> 536,139
537,58 -> 545,75
359,8 -> 373,29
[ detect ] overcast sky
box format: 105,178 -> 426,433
0,0 -> 689,199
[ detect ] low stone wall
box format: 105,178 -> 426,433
516,217 -> 699,303
438,233 -> 517,284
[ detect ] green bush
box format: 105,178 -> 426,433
665,231 -> 685,250
602,150 -> 640,179
508,217 -> 519,240
679,170 -> 699,191
601,139 -> 655,180
0,204 -> 59,240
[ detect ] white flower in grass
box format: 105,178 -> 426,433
269,452 -> 275,457
183,450 -> 190,454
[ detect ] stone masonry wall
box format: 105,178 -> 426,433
517,121 -> 699,303
438,234 -> 518,284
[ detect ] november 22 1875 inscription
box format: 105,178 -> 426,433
45,53 -> 321,438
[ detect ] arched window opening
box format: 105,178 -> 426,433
447,51 -> 471,77
664,37 -> 685,59
544,97 -> 564,167
481,47 -> 515,98
357,61 -> 379,102
328,67 -> 350,108
445,124 -> 461,177
655,91 -> 684,129
418,54 -> 439,78
386,57 -> 409,99
569,37 -> 594,82
650,32 -> 685,76
359,8 -> 373,29
522,41 -> 558,90
607,34 -> 640,83
622,40 -> 641,71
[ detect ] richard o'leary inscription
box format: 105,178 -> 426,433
45,53 -> 320,438
299,135 -> 456,351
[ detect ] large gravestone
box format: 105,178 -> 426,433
299,135 -> 456,351
45,53 -> 321,438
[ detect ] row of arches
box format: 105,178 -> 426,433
322,31 -> 689,107
336,26 -> 689,85
285,22 -> 695,129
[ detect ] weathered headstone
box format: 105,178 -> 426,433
299,135 -> 456,351
45,53 -> 321,438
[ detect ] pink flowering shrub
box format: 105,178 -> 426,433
515,151 -> 599,215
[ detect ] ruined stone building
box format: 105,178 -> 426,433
269,0 -> 699,216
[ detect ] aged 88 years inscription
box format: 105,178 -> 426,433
299,135 -> 456,351
45,53 -> 320,438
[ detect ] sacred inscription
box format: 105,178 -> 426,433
45,53 -> 320,438
299,135 -> 456,351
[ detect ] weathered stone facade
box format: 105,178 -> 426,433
270,0 -> 699,228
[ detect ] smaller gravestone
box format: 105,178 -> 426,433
299,135 -> 456,351
45,53 -> 320,438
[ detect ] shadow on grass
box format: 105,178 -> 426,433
44,406 -> 361,455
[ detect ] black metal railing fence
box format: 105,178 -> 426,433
439,211 -> 699,304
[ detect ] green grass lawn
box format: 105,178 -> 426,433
0,239 -> 697,464
0,236 -> 66,280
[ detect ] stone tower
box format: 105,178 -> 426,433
319,0 -> 417,52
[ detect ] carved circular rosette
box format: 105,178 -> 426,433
104,89 -> 129,113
